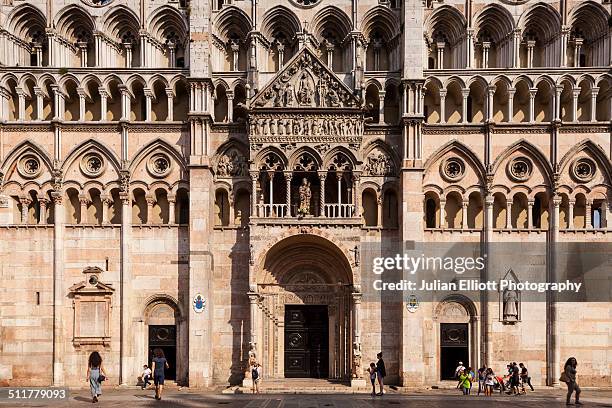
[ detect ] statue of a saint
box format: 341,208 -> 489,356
503,289 -> 519,321
298,178 -> 311,216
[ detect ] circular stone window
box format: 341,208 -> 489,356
289,0 -> 320,8
88,275 -> 99,286
571,158 -> 596,182
80,153 -> 105,177
18,155 -> 42,179
147,154 -> 172,178
507,157 -> 533,182
81,0 -> 114,7
440,157 -> 466,182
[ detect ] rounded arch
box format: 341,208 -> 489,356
434,293 -> 478,319
533,74 -> 555,89
443,76 -> 466,90
361,6 -> 400,41
255,233 -> 354,285
213,6 -> 252,41
311,6 -> 352,42
512,75 -> 534,89
142,293 -> 183,323
260,6 -> 301,41
491,75 -> 512,89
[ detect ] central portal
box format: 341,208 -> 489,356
284,305 -> 329,378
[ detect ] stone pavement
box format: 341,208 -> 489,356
1,387 -> 611,408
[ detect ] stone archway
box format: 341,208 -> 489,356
250,234 -> 357,381
138,295 -> 188,385
433,295 -> 480,381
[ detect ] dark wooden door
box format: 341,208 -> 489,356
148,325 -> 177,380
440,323 -> 469,380
284,305 -> 328,378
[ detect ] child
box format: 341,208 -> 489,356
141,365 -> 152,389
251,363 -> 262,394
368,363 -> 377,396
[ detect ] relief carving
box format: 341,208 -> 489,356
217,149 -> 248,177
363,150 -> 395,176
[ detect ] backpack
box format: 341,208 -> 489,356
252,367 -> 259,380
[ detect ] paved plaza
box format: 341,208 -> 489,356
2,388 -> 611,408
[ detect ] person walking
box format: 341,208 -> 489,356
251,362 -> 262,394
561,357 -> 582,406
454,361 -> 465,389
484,368 -> 495,396
376,352 -> 386,396
467,367 -> 476,395
86,351 -> 107,403
458,369 -> 471,395
511,362 -> 520,395
477,366 -> 486,395
151,348 -> 169,401
519,363 -> 534,391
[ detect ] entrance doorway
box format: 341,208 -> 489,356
440,323 -> 469,380
148,325 -> 177,380
284,305 -> 329,378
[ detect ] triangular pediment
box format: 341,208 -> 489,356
252,47 -> 361,109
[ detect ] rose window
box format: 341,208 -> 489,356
571,158 -> 596,182
147,154 -> 172,178
508,157 -> 532,182
18,155 -> 42,178
80,153 -> 105,177
441,157 -> 465,182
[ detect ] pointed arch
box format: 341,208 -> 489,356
6,3 -> 47,41
362,139 -> 400,172
311,6 -> 352,43
0,140 -> 53,176
288,147 -> 322,171
558,140 -> 612,183
361,6 -> 400,41
423,140 -> 486,182
128,138 -> 187,174
424,5 -> 466,45
101,4 -> 141,43
517,2 -> 561,43
473,4 -> 515,44
147,5 -> 188,45
323,147 -> 358,171
568,1 -> 610,42
60,139 -> 121,175
213,6 -> 252,41
491,139 -> 553,183
254,146 -> 287,170
260,6 -> 301,41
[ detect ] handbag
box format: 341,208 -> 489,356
559,371 -> 568,383
97,374 -> 106,383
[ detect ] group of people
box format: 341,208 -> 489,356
454,361 -> 534,396
85,349 -> 169,403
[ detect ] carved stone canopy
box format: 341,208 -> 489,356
251,47 -> 362,110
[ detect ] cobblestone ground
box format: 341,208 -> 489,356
1,388 -> 611,408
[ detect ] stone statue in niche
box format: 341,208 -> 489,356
285,84 -> 295,107
298,178 -> 312,216
297,74 -> 313,106
503,289 -> 519,322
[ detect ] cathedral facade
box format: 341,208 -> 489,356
0,0 -> 610,388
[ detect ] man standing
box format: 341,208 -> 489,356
519,363 -> 534,391
376,352 -> 386,396
455,361 -> 465,388
511,362 -> 521,395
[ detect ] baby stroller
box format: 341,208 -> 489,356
492,376 -> 506,393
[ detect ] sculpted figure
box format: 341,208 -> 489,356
285,84 -> 295,107
327,87 -> 341,107
298,178 -> 312,216
503,289 -> 519,321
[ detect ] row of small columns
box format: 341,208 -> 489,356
438,27 -> 611,69
437,198 -> 604,229
436,84 -> 601,124
8,85 -> 177,122
15,193 -> 178,225
249,171 -> 362,217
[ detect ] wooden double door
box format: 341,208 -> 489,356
284,305 -> 329,378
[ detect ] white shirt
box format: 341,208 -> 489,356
142,368 -> 152,377
455,365 -> 465,376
